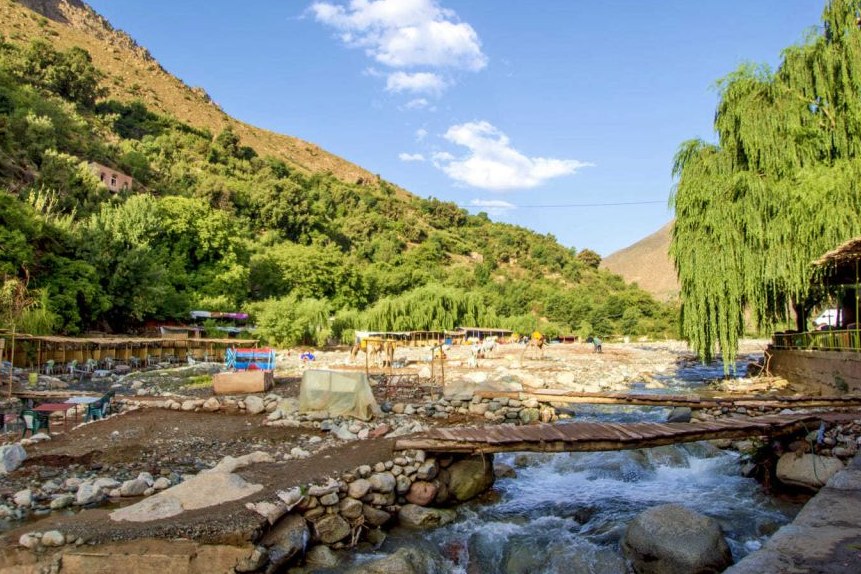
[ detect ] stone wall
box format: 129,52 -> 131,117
768,349 -> 861,394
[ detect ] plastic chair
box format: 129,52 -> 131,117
20,410 -> 49,437
43,360 -> 54,375
66,360 -> 78,375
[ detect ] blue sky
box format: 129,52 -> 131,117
87,1 -> 825,255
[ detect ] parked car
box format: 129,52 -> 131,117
813,308 -> 840,328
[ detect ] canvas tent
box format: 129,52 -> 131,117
299,370 -> 380,421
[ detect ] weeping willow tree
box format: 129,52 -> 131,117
672,0 -> 861,367
362,284 -> 497,332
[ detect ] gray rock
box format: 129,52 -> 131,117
202,397 -> 221,412
348,478 -> 371,499
339,497 -> 363,519
120,478 -> 149,497
445,454 -> 495,502
306,544 -> 340,568
50,494 -> 75,510
41,530 -> 65,547
398,504 -> 456,529
0,444 -> 27,474
18,533 -> 40,549
518,408 -> 540,424
93,477 -> 121,491
76,483 -> 105,506
396,474 -> 412,495
621,504 -> 732,574
347,547 -> 434,574
362,504 -> 392,527
776,453 -> 844,489
235,546 -> 268,573
313,514 -> 351,544
319,492 -> 339,506
244,395 -> 266,415
262,514 -> 308,570
369,472 -> 396,493
416,460 -> 438,481
153,477 -> 171,490
13,489 -> 32,508
667,407 -> 692,423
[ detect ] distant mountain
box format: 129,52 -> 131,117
601,221 -> 679,301
2,0 -> 374,184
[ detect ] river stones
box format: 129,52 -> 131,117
347,547 -> 434,574
369,472 -> 396,493
445,454 -> 495,502
667,406 -> 692,423
362,504 -> 392,527
313,514 -> 351,544
13,489 -> 32,508
0,444 -> 26,474
244,395 -> 266,415
776,453 -> 844,489
262,514 -> 308,570
347,478 -> 371,499
405,481 -> 438,506
622,504 -> 732,574
120,478 -> 149,497
305,545 -> 339,568
339,497 -> 363,519
398,504 -> 456,529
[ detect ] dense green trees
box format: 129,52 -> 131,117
0,37 -> 676,343
672,0 -> 861,366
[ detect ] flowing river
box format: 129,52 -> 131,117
342,355 -> 806,573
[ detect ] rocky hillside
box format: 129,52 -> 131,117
1,0 -> 373,183
601,221 -> 679,302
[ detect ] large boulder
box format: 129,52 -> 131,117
667,407 -> 692,423
0,444 -> 26,474
347,547 -> 435,574
262,514 -> 308,570
622,504 -> 732,574
398,504 -> 456,528
313,514 -> 351,544
776,453 -> 845,490
445,454 -> 495,503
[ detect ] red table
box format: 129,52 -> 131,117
34,403 -> 75,430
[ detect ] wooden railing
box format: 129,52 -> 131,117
772,329 -> 861,352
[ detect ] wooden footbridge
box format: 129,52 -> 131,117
474,389 -> 861,410
394,413 -> 824,455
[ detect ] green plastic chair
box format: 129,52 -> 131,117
20,410 -> 49,437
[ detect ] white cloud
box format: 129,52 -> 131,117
386,71 -> 447,95
311,0 -> 487,71
398,152 -> 426,162
435,121 -> 592,190
469,198 -> 516,216
415,128 -> 428,140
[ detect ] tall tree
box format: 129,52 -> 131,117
671,0 -> 861,366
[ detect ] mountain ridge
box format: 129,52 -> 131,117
601,221 -> 679,302
2,0 -> 376,184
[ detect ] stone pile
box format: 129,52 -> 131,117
243,450 -> 495,571
465,395 -> 559,424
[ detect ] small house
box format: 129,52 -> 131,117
89,162 -> 133,193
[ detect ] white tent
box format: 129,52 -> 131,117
299,369 -> 380,421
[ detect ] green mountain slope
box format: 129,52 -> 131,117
0,0 -> 676,344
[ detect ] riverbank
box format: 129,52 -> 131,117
1,340 -> 857,572
727,453 -> 861,573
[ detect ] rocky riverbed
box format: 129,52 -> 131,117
2,340 -> 859,572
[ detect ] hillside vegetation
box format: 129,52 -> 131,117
0,2 -> 676,346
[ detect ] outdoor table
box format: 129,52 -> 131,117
65,396 -> 100,404
33,402 -> 73,430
